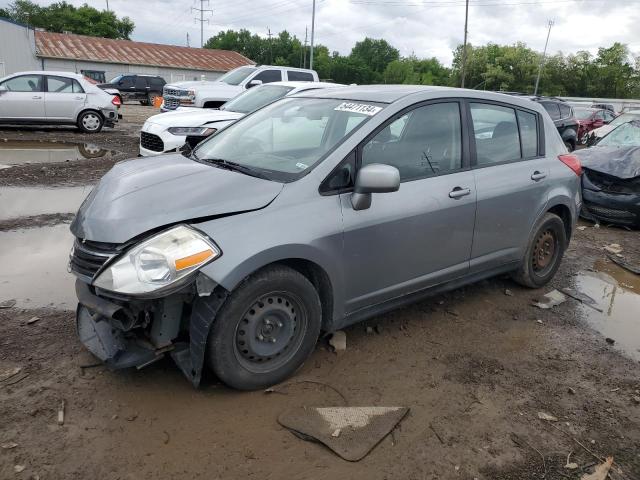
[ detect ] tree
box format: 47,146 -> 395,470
1,0 -> 134,39
350,37 -> 399,75
383,59 -> 415,84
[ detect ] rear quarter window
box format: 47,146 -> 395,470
287,71 -> 315,82
559,104 -> 572,119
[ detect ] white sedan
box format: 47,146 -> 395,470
139,81 -> 344,156
0,71 -> 120,133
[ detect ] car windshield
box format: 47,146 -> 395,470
598,121 -> 640,147
218,66 -> 257,86
574,108 -> 595,120
193,97 -> 382,181
108,75 -> 123,84
222,85 -> 294,114
609,112 -> 640,127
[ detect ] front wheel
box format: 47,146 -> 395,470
512,213 -> 567,288
77,111 -> 104,133
207,266 -> 322,390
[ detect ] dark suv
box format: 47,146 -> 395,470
98,75 -> 166,106
533,98 -> 578,151
503,94 -> 579,151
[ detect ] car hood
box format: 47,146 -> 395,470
145,109 -> 244,128
574,146 -> 640,179
591,124 -> 615,137
71,153 -> 284,244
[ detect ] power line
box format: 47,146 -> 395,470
193,0 -> 213,48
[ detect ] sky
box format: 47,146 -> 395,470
3,0 -> 639,65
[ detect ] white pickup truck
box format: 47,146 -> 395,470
161,65 -> 319,111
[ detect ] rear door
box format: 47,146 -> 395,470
0,74 -> 45,120
468,101 -> 550,272
44,76 -> 86,121
339,100 -> 476,312
135,76 -> 148,99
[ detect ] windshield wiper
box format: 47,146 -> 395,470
198,157 -> 270,180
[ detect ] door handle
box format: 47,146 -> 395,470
32,95 -> 42,99
74,96 -> 84,100
531,171 -> 547,181
449,187 -> 471,199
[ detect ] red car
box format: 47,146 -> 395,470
574,107 -> 616,144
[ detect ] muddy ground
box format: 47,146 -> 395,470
0,105 -> 639,480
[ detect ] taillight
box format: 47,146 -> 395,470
558,154 -> 582,176
111,95 -> 121,106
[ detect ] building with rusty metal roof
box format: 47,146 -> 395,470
0,17 -> 254,84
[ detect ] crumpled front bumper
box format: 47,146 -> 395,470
581,187 -> 640,228
74,279 -> 228,386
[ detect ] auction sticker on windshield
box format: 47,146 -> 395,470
334,102 -> 382,116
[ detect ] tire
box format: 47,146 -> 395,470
207,265 -> 322,390
512,212 -> 567,289
564,140 -> 575,152
77,110 -> 104,133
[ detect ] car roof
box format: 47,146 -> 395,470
3,70 -> 83,79
294,85 -> 546,109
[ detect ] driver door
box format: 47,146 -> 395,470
339,101 -> 476,313
0,74 -> 45,120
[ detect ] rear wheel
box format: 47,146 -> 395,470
77,110 -> 104,133
207,266 -> 322,390
512,213 -> 567,288
564,140 -> 575,152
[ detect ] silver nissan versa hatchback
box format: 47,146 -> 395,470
70,86 -> 582,390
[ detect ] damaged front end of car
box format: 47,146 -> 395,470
582,169 -> 640,228
69,225 -> 228,386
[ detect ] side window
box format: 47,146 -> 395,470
559,104 -> 572,119
135,77 -> 147,89
46,76 -> 74,93
1,75 -> 42,92
253,70 -> 282,84
149,77 -> 165,88
361,102 -> 462,182
542,102 -> 560,120
119,76 -> 134,88
287,71 -> 314,82
517,110 -> 538,158
320,151 -> 356,193
470,103 -> 520,165
72,79 -> 85,93
603,111 -> 615,122
594,110 -> 605,121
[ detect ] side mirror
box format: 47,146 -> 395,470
351,164 -> 400,211
0,86 -> 7,94
247,79 -> 263,88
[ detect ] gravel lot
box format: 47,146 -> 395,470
0,104 -> 638,479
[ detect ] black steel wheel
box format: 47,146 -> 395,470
512,212 -> 567,288
234,292 -> 307,373
207,265 -> 322,390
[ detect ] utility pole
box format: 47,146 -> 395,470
460,0 -> 469,88
302,26 -> 308,68
187,32 -> 190,47
192,0 -> 213,48
309,0 -> 316,70
267,27 -> 273,64
105,0 -> 109,11
534,19 -> 554,96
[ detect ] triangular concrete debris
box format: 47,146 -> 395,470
278,406 -> 409,461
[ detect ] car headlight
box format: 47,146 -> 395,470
167,126 -> 217,136
93,225 -> 220,295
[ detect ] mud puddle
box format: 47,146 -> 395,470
0,224 -> 76,309
0,140 -> 115,166
0,185 -> 92,219
574,259 -> 640,361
